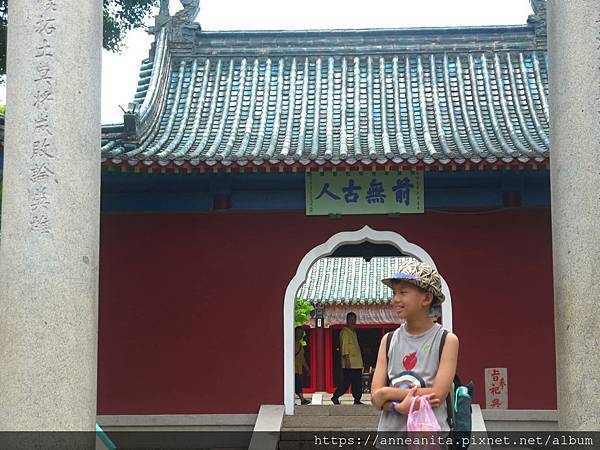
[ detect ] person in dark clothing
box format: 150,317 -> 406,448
331,312 -> 364,405
295,326 -> 311,405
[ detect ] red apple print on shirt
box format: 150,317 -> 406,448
403,352 -> 417,370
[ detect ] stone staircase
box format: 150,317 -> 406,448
250,400 -> 491,450
279,404 -> 380,449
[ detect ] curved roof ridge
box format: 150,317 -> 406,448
195,24 -> 534,36
183,23 -> 544,58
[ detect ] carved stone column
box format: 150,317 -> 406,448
548,0 -> 600,430
0,0 -> 102,435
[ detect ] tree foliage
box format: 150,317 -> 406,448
295,298 -> 314,347
101,0 -> 160,52
295,298 -> 314,327
0,0 -> 160,79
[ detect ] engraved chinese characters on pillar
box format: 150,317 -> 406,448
597,11 -> 600,150
485,367 -> 508,409
29,0 -> 58,235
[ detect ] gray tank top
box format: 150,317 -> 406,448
377,323 -> 450,433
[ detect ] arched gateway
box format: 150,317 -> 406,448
283,225 -> 453,415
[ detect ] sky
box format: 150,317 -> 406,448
0,0 -> 533,124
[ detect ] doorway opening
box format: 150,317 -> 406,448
283,226 -> 453,415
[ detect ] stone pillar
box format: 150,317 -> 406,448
548,0 -> 600,430
315,325 -> 326,391
0,0 -> 102,432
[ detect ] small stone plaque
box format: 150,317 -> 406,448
485,367 -> 508,409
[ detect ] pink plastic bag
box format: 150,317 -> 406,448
407,395 -> 441,432
406,395 -> 441,450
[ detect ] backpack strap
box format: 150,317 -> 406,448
385,331 -> 393,384
438,329 -> 447,361
439,329 -> 454,428
386,331 -> 393,361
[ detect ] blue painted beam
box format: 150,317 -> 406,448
100,170 -> 551,212
102,192 -> 213,212
425,188 -> 504,209
231,190 -> 306,210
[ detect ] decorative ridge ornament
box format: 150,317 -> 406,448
157,0 -> 200,22
152,0 -> 201,39
527,0 -> 547,36
529,0 -> 545,15
174,0 -> 201,26
171,0 -> 201,41
159,0 -> 170,16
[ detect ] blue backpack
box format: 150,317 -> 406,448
440,330 -> 474,449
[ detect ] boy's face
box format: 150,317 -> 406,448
390,280 -> 432,320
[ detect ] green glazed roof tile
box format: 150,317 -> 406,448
297,256 -> 408,305
99,24 -> 549,168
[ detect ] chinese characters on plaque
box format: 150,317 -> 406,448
305,171 -> 424,215
29,0 -> 58,235
485,367 -> 508,409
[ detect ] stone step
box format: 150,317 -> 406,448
292,404 -> 380,416
283,415 -> 380,429
279,441 -> 370,450
279,430 -> 377,450
281,428 -> 377,435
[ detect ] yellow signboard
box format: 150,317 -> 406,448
305,170 -> 424,215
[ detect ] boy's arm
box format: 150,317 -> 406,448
370,333 -> 390,410
377,387 -> 438,407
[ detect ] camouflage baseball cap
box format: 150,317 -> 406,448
381,258 -> 445,304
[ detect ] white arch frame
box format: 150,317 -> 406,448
283,225 -> 453,415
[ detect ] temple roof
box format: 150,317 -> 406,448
100,17 -> 549,172
298,256 -> 401,305
2,4 -> 550,172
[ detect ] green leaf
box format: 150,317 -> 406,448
0,0 -> 160,79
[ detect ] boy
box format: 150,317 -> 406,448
370,258 -> 459,436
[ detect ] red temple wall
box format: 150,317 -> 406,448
97,209 -> 556,414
